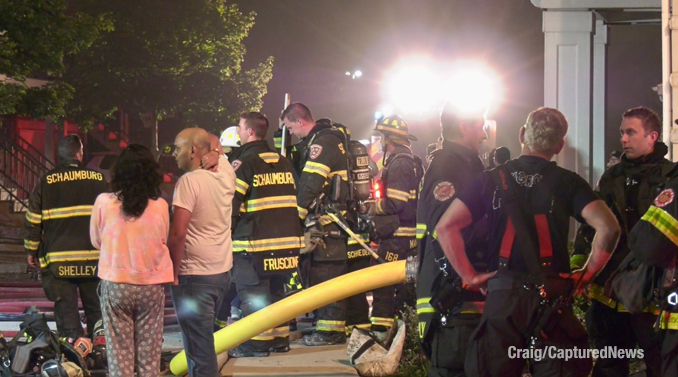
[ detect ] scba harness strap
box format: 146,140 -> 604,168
489,163 -> 558,280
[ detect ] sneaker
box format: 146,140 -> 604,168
228,346 -> 269,358
301,332 -> 346,346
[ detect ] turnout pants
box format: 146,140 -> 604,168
41,269 -> 101,339
346,256 -> 371,334
663,329 -> 678,375
371,238 -> 414,329
465,274 -> 592,377
236,274 -> 290,352
171,272 -> 230,377
428,315 -> 481,377
310,258 -> 348,335
99,280 -> 164,377
586,299 -> 662,377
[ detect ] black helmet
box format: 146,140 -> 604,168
41,359 -> 67,377
374,115 -> 417,141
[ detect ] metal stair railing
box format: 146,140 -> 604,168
0,130 -> 50,212
3,126 -> 53,170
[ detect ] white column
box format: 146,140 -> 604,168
592,17 -> 608,184
671,0 -> 678,160
543,10 -> 595,183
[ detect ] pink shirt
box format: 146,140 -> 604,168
172,158 -> 235,276
90,193 -> 173,285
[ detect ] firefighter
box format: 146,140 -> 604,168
280,103 -> 350,346
24,135 -> 108,339
226,112 -> 304,357
571,106 -> 670,377
369,115 -> 422,335
436,107 -> 620,376
629,167 -> 678,376
415,102 -> 489,376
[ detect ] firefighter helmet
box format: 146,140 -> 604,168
220,126 -> 240,148
374,115 -> 417,141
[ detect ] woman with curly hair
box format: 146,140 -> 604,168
90,144 -> 173,377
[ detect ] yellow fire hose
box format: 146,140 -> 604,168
170,258 -> 417,375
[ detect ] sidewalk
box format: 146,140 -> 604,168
162,322 -> 358,377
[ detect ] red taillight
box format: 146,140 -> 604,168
374,182 -> 381,199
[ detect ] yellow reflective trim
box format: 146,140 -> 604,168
387,188 -> 410,202
409,189 -> 417,199
376,200 -> 385,215
393,227 -> 416,237
316,320 -> 345,332
252,325 -> 290,340
459,301 -> 484,314
642,205 -> 678,246
239,203 -> 246,213
232,236 -> 305,252
328,170 -> 348,182
302,161 -> 330,178
38,250 -> 100,268
416,297 -> 436,315
416,223 -> 427,240
588,284 -> 627,312
235,179 -> 249,196
246,195 -> 297,212
42,205 -> 93,220
319,210 -> 346,226
659,311 -> 678,330
298,206 -> 308,220
259,152 -> 280,164
26,211 -> 41,224
24,239 -> 40,251
347,233 -> 369,245
370,317 -> 395,327
346,323 -> 372,335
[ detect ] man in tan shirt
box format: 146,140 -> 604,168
169,127 -> 235,377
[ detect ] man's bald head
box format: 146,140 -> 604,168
173,128 -> 212,172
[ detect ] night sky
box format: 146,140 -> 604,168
235,0 -> 662,162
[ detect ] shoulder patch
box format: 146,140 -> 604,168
231,160 -> 242,172
433,181 -> 455,201
654,188 -> 675,208
309,144 -> 323,160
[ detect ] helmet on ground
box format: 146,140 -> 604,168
374,115 -> 417,141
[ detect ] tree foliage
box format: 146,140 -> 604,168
0,0 -> 112,119
64,0 -> 273,133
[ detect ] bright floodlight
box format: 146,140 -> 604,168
444,69 -> 495,115
379,104 -> 394,118
354,70 -> 363,78
385,63 -> 441,114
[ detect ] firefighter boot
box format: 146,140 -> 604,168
228,346 -> 270,358
301,332 -> 346,346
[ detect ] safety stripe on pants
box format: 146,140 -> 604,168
345,323 -> 372,335
316,320 -> 346,333
252,325 -> 290,341
370,316 -> 395,328
416,297 -> 436,315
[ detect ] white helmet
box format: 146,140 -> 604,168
220,126 -> 240,148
